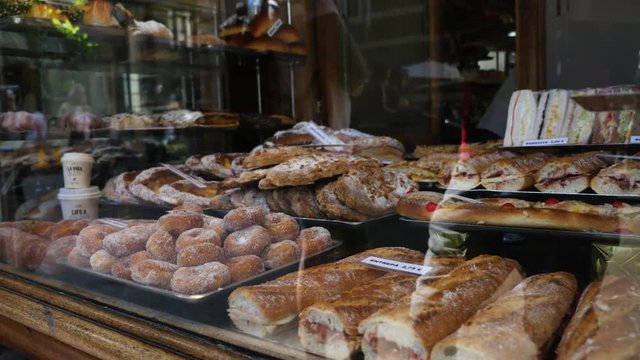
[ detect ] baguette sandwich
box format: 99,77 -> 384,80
446,151 -> 516,190
432,272 -> 577,360
591,155 -> 640,195
298,256 -> 463,359
227,247 -> 424,337
534,152 -> 609,193
358,255 -> 524,360
480,153 -> 554,191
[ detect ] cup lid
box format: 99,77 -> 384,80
58,186 -> 101,199
62,152 -> 95,163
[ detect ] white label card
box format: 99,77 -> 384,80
267,18 -> 283,37
361,256 -> 432,276
630,135 -> 640,144
522,137 -> 569,147
303,122 -> 345,146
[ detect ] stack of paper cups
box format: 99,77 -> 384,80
58,152 -> 98,220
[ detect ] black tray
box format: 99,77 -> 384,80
399,217 -> 640,246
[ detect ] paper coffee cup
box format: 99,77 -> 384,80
58,186 -> 101,220
61,152 -> 94,189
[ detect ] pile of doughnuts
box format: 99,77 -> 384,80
2,205 -> 334,295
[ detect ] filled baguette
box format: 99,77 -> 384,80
430,201 -> 620,233
298,256 -> 463,359
591,156 -> 640,195
480,153 -> 554,191
556,276 -> 640,360
227,247 -> 424,337
534,152 -> 609,193
446,151 -> 516,190
432,272 -> 577,360
358,255 -> 524,360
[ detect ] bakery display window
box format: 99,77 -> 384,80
0,0 -> 640,359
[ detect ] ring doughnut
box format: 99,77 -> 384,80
170,262 -> 231,295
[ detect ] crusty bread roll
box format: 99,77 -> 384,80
227,247 -> 424,337
298,256 -> 463,360
432,272 -> 577,360
273,25 -> 301,44
556,276 -> 640,360
249,12 -> 277,37
358,255 -> 524,360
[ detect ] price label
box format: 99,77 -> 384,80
267,18 -> 283,37
361,256 -> 432,276
522,137 -> 569,147
630,135 -> 640,144
302,122 -> 345,146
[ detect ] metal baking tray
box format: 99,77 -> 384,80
399,217 -> 640,246
438,188 -> 640,205
58,240 -> 342,303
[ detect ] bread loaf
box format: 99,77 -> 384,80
556,276 -> 640,359
358,255 -> 523,360
298,256 -> 463,360
432,272 -> 577,360
227,247 -> 424,337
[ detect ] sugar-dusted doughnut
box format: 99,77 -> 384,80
223,207 -> 266,232
176,243 -> 225,267
158,212 -> 204,237
40,235 -> 76,274
226,255 -> 265,282
67,247 -> 91,268
170,262 -> 231,295
90,249 -> 116,273
296,227 -> 333,257
261,240 -> 301,269
223,225 -> 271,258
110,251 -> 150,280
103,224 -> 157,257
146,230 -> 177,263
130,259 -> 179,289
76,223 -> 119,257
263,213 -> 299,242
203,217 -> 227,238
175,228 -> 222,250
